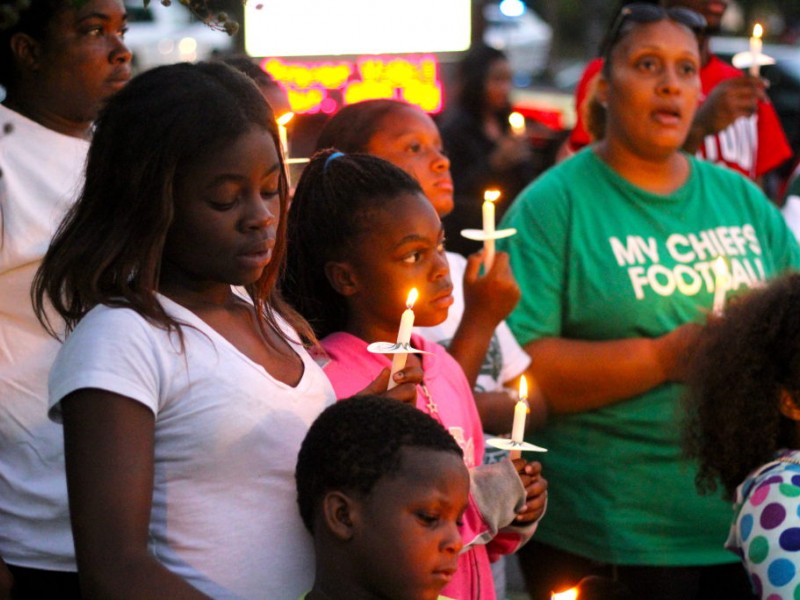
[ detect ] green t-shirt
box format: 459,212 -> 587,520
498,148 -> 800,566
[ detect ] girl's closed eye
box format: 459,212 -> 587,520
208,182 -> 242,210
261,187 -> 279,200
406,141 -> 422,154
415,511 -> 441,527
456,506 -> 467,528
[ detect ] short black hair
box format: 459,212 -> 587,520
296,395 -> 463,533
1,0 -> 69,88
218,54 -> 277,89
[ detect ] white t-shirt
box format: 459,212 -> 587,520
0,104 -> 89,570
782,195 -> 800,242
415,251 -> 531,393
49,296 -> 335,599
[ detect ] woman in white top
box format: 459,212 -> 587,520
33,62 -> 419,600
0,0 -> 130,596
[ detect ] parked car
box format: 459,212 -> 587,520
123,0 -> 234,72
710,37 -> 800,177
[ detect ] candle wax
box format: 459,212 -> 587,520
388,298 -> 416,390
750,25 -> 763,77
482,199 -> 496,272
712,258 -> 731,315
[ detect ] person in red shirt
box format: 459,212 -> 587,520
562,0 -> 791,186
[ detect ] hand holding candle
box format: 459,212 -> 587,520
510,376 -> 530,460
484,375 -> 546,454
387,288 -> 418,390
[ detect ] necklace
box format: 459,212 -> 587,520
419,382 -> 441,421
777,453 -> 800,466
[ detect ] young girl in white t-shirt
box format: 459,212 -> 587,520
32,62 -> 419,600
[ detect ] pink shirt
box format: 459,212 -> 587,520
322,332 -> 532,600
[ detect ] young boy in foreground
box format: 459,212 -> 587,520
296,395 -> 470,600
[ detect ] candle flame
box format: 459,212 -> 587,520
406,288 -> 419,309
551,587 -> 579,600
484,189 -> 501,203
509,111 -> 525,130
753,23 -> 763,39
277,112 -> 294,126
712,256 -> 731,282
519,375 -> 528,402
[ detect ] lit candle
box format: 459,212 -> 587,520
388,288 -> 418,390
277,112 -> 295,188
550,586 -> 579,600
510,376 -> 529,460
482,189 -> 501,272
712,256 -> 731,316
509,111 -> 526,138
750,23 -> 763,77
276,111 -> 293,158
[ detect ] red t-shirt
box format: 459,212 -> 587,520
567,55 -> 791,180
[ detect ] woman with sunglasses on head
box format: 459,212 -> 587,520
498,5 -> 800,599
561,0 -> 790,189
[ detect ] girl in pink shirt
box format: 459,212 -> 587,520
283,149 -> 547,600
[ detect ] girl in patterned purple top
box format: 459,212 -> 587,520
685,272 -> 800,599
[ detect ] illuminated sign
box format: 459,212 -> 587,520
261,55 -> 444,115
245,0 -> 470,58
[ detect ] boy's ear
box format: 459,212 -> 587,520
779,389 -> 800,421
9,32 -> 43,74
324,261 -> 359,297
322,491 -> 359,541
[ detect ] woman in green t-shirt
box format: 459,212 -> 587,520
499,4 -> 800,599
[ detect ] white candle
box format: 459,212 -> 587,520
388,288 -> 418,390
712,256 -> 731,316
277,111 -> 293,158
509,111 -> 526,138
482,189 -> 500,272
277,112 -> 294,186
750,23 -> 763,77
510,376 -> 529,460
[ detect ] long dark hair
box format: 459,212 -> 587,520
453,43 -> 510,123
684,273 -> 800,499
315,99 -> 410,153
33,61 -> 313,346
282,149 -> 422,340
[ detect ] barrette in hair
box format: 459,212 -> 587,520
324,151 -> 345,170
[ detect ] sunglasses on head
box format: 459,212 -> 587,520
601,3 -> 708,60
